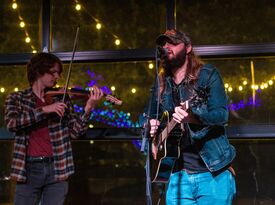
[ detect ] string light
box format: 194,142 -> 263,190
131,88 -> 136,93
228,95 -> 261,112
224,74 -> 275,93
14,87 -> 19,92
11,0 -> 37,52
11,2 -> 17,9
75,4 -> 81,11
111,86 -> 116,91
115,39 -> 120,46
96,23 -> 102,30
19,21 -> 25,28
0,88 -> 5,93
73,0 -> 130,48
25,37 -> 31,43
148,63 -> 154,69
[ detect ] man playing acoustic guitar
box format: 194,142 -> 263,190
149,29 -> 236,205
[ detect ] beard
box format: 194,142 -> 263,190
161,48 -> 187,76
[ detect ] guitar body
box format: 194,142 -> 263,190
152,131 -> 182,183
151,94 -> 205,184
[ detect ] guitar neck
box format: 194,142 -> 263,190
157,118 -> 177,145
156,101 -> 189,145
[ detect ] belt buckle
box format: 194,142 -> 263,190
26,156 -> 52,163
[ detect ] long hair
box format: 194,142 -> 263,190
158,49 -> 204,95
27,52 -> 63,86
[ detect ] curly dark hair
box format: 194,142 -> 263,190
27,52 -> 63,85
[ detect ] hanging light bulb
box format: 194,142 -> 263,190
96,23 -> 102,30
260,84 -> 265,90
115,39 -> 120,46
111,86 -> 116,91
148,63 -> 154,69
19,21 -> 25,28
25,37 -> 31,43
12,2 -> 18,9
131,88 -> 136,93
75,4 -> 81,11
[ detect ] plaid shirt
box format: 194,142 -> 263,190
4,87 -> 90,182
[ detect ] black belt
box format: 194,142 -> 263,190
26,156 -> 54,163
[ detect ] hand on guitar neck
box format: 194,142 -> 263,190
173,101 -> 200,124
149,100 -> 201,160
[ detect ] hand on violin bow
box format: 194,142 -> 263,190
84,86 -> 104,114
42,102 -> 68,117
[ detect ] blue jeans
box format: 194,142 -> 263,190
166,169 -> 236,205
14,161 -> 68,205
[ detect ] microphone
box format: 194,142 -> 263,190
157,46 -> 168,57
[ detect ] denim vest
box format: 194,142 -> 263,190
150,64 -> 236,172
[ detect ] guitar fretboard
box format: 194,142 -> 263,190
156,101 -> 188,146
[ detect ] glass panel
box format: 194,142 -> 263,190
177,0 -> 275,44
204,57 -> 275,125
0,0 -> 40,53
0,65 -> 28,128
1,57 -> 275,129
0,61 -> 156,129
52,0 -> 165,51
1,140 -> 275,205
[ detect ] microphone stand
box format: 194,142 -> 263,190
140,46 -> 161,205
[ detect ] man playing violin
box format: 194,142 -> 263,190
4,52 -> 103,205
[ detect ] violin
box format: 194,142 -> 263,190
44,87 -> 122,106
51,27 -> 122,116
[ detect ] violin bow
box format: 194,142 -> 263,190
61,25 -> 80,104
59,26 -> 79,122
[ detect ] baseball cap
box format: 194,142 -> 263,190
156,29 -> 191,46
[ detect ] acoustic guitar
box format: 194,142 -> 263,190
151,95 -> 203,183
